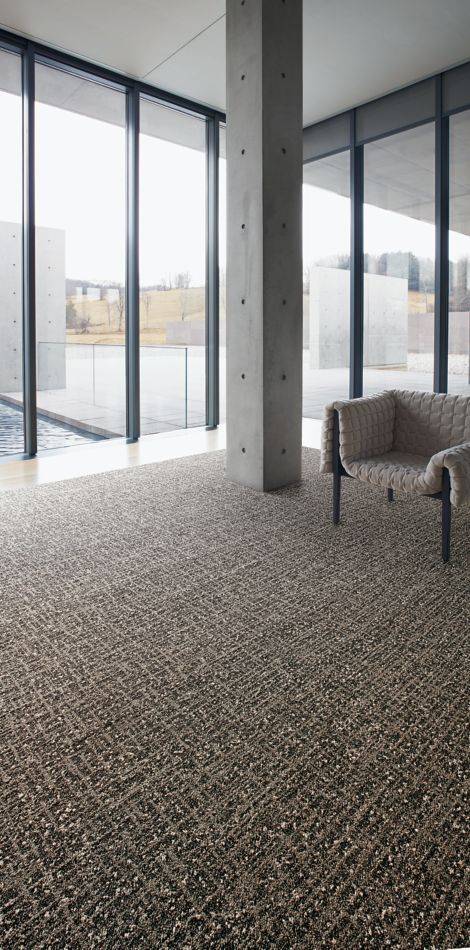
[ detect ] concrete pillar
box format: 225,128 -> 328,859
226,0 -> 303,492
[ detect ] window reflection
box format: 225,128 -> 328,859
363,124 -> 435,396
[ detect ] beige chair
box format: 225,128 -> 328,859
321,390 -> 470,561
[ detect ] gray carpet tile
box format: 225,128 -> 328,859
1,449 -> 469,949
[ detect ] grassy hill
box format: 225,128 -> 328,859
66,285 -> 434,348
66,287 -> 205,345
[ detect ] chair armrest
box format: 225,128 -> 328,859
320,393 -> 395,475
427,442 -> 470,508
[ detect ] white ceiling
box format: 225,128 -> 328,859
1,0 -> 470,125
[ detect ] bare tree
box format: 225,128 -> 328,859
80,295 -> 90,331
180,289 -> 188,322
174,271 -> 191,290
66,299 -> 78,331
105,296 -> 113,330
113,285 -> 125,333
173,273 -> 191,322
141,291 -> 152,329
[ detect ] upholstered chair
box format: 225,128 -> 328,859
321,390 -> 470,561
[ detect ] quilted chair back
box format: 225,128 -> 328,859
393,390 -> 470,457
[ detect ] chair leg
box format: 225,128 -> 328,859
332,409 -> 341,525
442,468 -> 451,563
333,471 -> 341,525
387,488 -> 394,503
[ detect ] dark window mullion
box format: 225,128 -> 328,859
434,75 -> 450,393
126,85 -> 140,441
22,44 -> 37,456
206,117 -> 220,429
350,111 -> 364,399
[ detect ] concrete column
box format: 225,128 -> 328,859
226,0 -> 303,492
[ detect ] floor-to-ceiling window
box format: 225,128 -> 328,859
219,125 -> 226,424
35,64 -> 126,449
363,124 -> 435,396
139,100 -> 207,433
303,151 -> 350,417
4,33 -> 470,459
448,110 -> 470,396
0,50 -> 23,456
0,36 -> 220,459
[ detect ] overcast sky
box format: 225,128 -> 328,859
0,89 -> 469,288
0,91 -> 206,286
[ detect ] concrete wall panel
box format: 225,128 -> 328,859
0,221 -> 65,395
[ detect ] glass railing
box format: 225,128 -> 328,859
140,344 -> 188,434
33,341 -> 194,447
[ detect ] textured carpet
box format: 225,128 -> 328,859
1,449 -> 469,949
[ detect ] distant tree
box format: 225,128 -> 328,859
458,257 -> 468,288
180,289 -> 188,322
316,253 -> 352,271
113,285 -> 125,332
408,253 -> 420,291
173,273 -> 191,321
419,258 -> 434,311
78,314 -> 91,334
66,300 -> 78,330
375,251 -> 420,287
449,260 -> 468,310
141,291 -> 152,328
174,271 -> 191,290
105,297 -> 113,329
377,252 -> 388,276
78,296 -> 91,334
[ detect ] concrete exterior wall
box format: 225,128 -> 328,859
364,272 -> 408,367
448,311 -> 469,355
167,319 -> 226,347
166,320 -> 205,346
226,0 -> 303,491
409,310 -> 470,355
309,266 -> 408,369
0,221 -> 22,395
408,311 -> 434,354
0,221 -> 65,394
36,227 -> 66,390
86,287 -> 100,300
309,267 -> 349,369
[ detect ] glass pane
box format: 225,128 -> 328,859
35,64 -> 126,450
219,125 -> 226,424
449,111 -> 470,396
0,51 -> 23,456
303,152 -> 351,418
363,124 -> 435,396
139,99 -> 206,433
